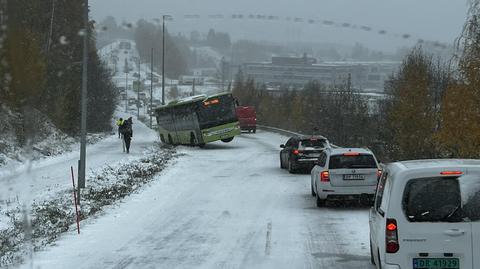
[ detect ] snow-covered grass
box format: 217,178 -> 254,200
0,105 -> 110,170
0,144 -> 178,267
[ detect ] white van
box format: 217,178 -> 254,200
369,159 -> 480,269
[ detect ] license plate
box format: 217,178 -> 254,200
413,258 -> 459,269
343,174 -> 365,180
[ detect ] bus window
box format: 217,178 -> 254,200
197,95 -> 237,129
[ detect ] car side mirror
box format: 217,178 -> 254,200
280,144 -> 285,148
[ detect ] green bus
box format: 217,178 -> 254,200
154,92 -> 241,146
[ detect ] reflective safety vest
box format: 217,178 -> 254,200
116,119 -> 124,126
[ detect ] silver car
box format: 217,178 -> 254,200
311,148 -> 381,206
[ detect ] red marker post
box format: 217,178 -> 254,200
70,166 -> 81,234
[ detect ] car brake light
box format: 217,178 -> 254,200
293,149 -> 300,155
377,170 -> 382,180
440,171 -> 463,175
320,171 -> 330,182
386,218 -> 399,253
343,152 -> 360,156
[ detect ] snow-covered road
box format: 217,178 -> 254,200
24,131 -> 374,269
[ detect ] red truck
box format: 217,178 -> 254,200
235,106 -> 256,133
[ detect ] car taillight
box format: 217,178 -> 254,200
386,218 -> 399,253
377,169 -> 382,180
320,171 -> 330,182
440,171 -> 463,175
293,149 -> 299,155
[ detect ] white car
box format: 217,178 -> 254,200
369,159 -> 480,269
310,148 -> 381,207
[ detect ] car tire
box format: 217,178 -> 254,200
190,133 -> 196,146
280,154 -> 285,169
288,160 -> 296,174
376,249 -> 382,269
252,128 -> 256,133
315,190 -> 325,207
370,240 -> 376,265
311,184 -> 316,197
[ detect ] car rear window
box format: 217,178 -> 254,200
403,177 -> 480,222
300,139 -> 327,148
328,154 -> 377,169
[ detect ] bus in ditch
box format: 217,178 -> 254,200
154,92 -> 241,146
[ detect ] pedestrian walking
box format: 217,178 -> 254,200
121,117 -> 133,154
116,118 -> 124,139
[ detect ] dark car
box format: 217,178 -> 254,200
280,135 -> 331,173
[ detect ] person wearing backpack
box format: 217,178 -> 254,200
122,117 -> 133,153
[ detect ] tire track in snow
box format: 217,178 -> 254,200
264,221 -> 273,256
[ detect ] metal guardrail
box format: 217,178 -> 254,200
257,124 -> 340,148
256,124 -> 303,137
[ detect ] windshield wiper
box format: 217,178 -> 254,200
440,205 -> 463,222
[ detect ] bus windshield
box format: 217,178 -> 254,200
197,95 -> 237,129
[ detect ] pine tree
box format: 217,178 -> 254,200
3,29 -> 46,110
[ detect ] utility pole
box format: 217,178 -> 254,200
124,58 -> 129,113
150,48 -> 153,128
161,15 -> 167,105
125,71 -> 128,112
192,78 -> 196,96
221,57 -> 226,91
137,58 -> 141,119
78,0 -> 89,204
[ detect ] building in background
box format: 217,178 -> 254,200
243,55 -> 399,91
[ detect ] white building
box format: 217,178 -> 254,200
243,56 -> 399,91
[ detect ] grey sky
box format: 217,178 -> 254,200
90,0 -> 469,52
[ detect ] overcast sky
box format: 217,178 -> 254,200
90,0 -> 469,52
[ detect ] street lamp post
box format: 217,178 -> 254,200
137,57 -> 141,119
125,71 -> 128,112
78,0 -> 89,204
150,48 -> 154,128
161,15 -> 170,105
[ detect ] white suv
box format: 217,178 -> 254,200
369,159 -> 480,269
310,148 -> 381,207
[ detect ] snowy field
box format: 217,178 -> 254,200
20,130 -> 374,269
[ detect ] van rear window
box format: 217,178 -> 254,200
328,154 -> 377,169
403,177 -> 480,222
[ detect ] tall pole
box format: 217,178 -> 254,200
78,0 -> 89,204
162,15 -> 166,105
125,72 -> 128,112
150,48 -> 154,128
192,78 -> 196,96
221,57 -> 226,91
137,58 -> 140,119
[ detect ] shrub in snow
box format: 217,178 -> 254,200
0,145 -> 177,266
